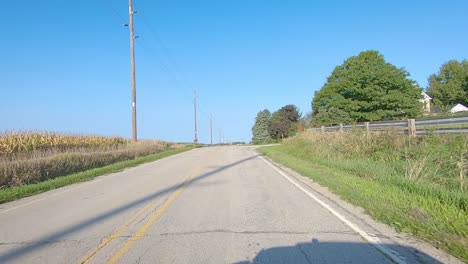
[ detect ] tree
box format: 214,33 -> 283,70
299,111 -> 313,129
251,110 -> 272,144
312,107 -> 353,126
268,105 -> 301,140
427,60 -> 468,108
311,50 -> 422,124
280,105 -> 300,123
268,111 -> 291,140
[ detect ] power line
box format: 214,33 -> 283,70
134,7 -> 195,93
132,2 -> 219,124
102,0 -> 127,24
134,40 -> 187,93
107,0 -> 216,143
103,0 -> 190,97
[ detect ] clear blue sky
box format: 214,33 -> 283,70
2,0 -> 467,143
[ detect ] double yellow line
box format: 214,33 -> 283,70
78,150 -> 215,264
77,196 -> 164,263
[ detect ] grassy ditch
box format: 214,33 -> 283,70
0,146 -> 194,204
258,130 -> 467,261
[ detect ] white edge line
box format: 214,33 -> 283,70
257,153 -> 407,264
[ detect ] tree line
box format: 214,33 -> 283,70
251,105 -> 300,144
252,50 -> 467,143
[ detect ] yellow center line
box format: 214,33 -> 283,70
106,150 -> 217,264
77,194 -> 164,264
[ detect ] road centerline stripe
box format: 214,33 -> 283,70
77,194 -> 164,264
106,150 -> 217,264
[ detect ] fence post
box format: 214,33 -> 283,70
365,122 -> 370,136
321,126 -> 325,133
408,119 -> 416,137
339,123 -> 343,133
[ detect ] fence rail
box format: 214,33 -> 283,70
308,116 -> 468,136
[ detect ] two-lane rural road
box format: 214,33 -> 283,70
0,146 -> 458,263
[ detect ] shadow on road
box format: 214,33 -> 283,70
234,238 -> 443,264
0,152 -> 260,263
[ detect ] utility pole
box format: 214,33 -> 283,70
210,113 -> 213,145
128,0 -> 137,142
193,91 -> 198,144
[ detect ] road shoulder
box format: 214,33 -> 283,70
253,147 -> 464,264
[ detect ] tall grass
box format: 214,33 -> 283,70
290,130 -> 467,192
259,130 -> 468,261
0,147 -> 195,204
0,131 -> 128,156
0,131 -> 178,188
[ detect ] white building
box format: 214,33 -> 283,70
420,92 -> 432,113
450,103 -> 468,113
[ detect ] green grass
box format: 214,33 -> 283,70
258,141 -> 467,262
0,146 -> 195,204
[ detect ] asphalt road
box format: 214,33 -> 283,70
0,146 -> 458,263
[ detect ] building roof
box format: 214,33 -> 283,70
421,91 -> 432,100
450,103 -> 468,113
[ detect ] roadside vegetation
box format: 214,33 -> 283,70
250,50 -> 468,260
251,52 -> 467,145
258,130 -> 467,261
0,131 -> 194,201
251,105 -> 301,144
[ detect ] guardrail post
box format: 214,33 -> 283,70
364,122 -> 369,139
339,123 -> 343,133
321,126 -> 325,133
408,119 -> 416,138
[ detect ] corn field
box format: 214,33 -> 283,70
0,132 -> 176,187
0,131 -> 128,156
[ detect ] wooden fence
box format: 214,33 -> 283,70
308,116 -> 468,137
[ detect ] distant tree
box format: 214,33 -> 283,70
299,111 -> 313,129
268,111 -> 290,140
251,110 -> 272,144
280,105 -> 301,123
312,50 -> 422,124
268,105 -> 301,140
427,60 -> 468,108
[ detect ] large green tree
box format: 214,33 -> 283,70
312,107 -> 353,126
427,60 -> 468,108
312,50 -> 422,124
251,109 -> 272,144
268,105 -> 300,140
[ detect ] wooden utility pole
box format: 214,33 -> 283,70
128,0 -> 137,141
193,92 -> 198,144
210,113 -> 213,145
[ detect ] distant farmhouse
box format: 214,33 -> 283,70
420,92 -> 432,113
450,103 -> 468,113
421,91 -> 468,114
